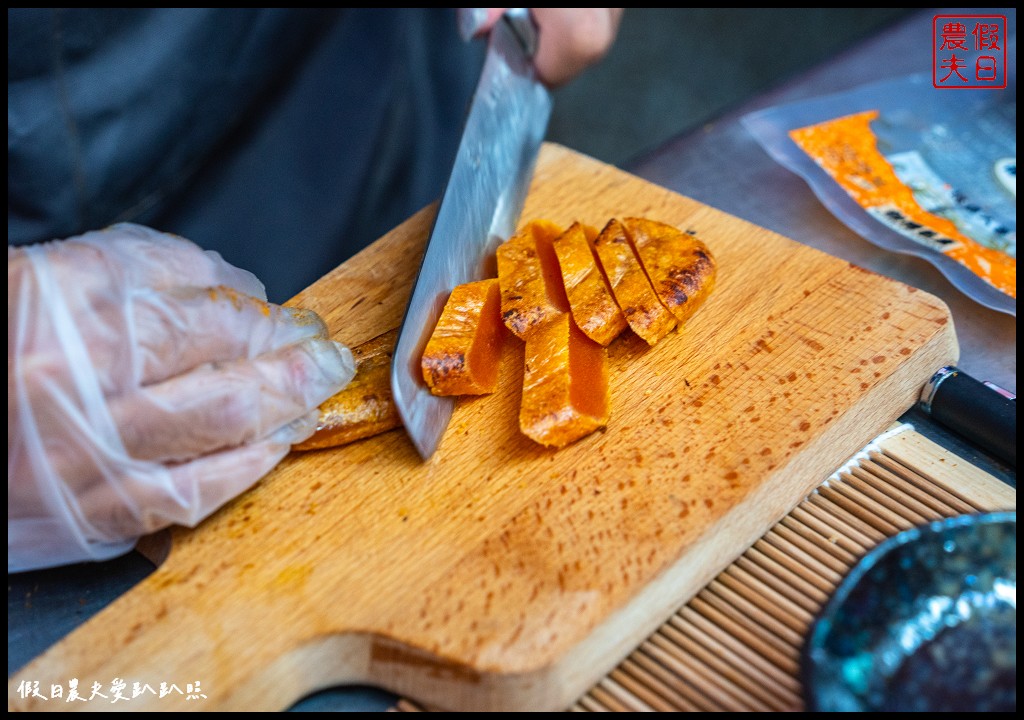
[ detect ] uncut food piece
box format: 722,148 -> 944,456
520,313 -> 609,448
553,222 -> 627,346
293,328 -> 401,451
623,217 -> 717,326
592,218 -> 677,345
421,278 -> 506,395
497,219 -> 569,339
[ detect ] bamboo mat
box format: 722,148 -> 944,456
391,424 -> 1017,712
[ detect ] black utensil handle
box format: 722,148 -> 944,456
920,366 -> 1016,468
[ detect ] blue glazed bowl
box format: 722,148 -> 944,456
801,511 -> 1016,712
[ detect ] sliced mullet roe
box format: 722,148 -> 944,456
520,313 -> 609,448
553,222 -> 627,346
294,328 -> 401,451
592,218 -> 677,345
623,217 -> 718,326
497,219 -> 568,339
421,278 -> 506,395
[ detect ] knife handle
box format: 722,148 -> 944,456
502,8 -> 539,58
920,366 -> 1016,468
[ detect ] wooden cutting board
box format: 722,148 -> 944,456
9,144 -> 957,712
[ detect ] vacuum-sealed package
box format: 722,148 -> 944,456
742,73 -> 1016,316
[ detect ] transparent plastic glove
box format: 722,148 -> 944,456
8,224 -> 355,572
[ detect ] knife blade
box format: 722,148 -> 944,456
390,8 -> 552,460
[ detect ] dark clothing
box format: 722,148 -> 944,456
8,8 -> 484,301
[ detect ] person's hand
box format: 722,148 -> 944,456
8,224 -> 355,572
459,8 -> 624,88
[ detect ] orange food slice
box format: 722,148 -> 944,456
520,313 -> 609,448
497,219 -> 569,339
421,278 -> 506,395
623,217 -> 718,326
592,218 -> 677,345
294,328 -> 401,451
553,222 -> 627,346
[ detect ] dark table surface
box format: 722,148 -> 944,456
8,7 -> 1016,712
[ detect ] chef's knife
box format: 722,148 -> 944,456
391,9 -> 552,459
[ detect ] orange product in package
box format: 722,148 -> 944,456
789,110 -> 1015,299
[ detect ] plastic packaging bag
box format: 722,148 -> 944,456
742,73 -> 1015,316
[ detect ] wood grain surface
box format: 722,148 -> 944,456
8,144 -> 958,711
390,426 -> 1016,712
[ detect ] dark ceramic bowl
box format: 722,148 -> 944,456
801,511 -> 1016,712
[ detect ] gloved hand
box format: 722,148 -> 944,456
8,224 -> 355,572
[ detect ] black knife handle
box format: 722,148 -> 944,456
920,366 -> 1016,468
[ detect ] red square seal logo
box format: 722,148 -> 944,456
933,14 -> 1007,89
